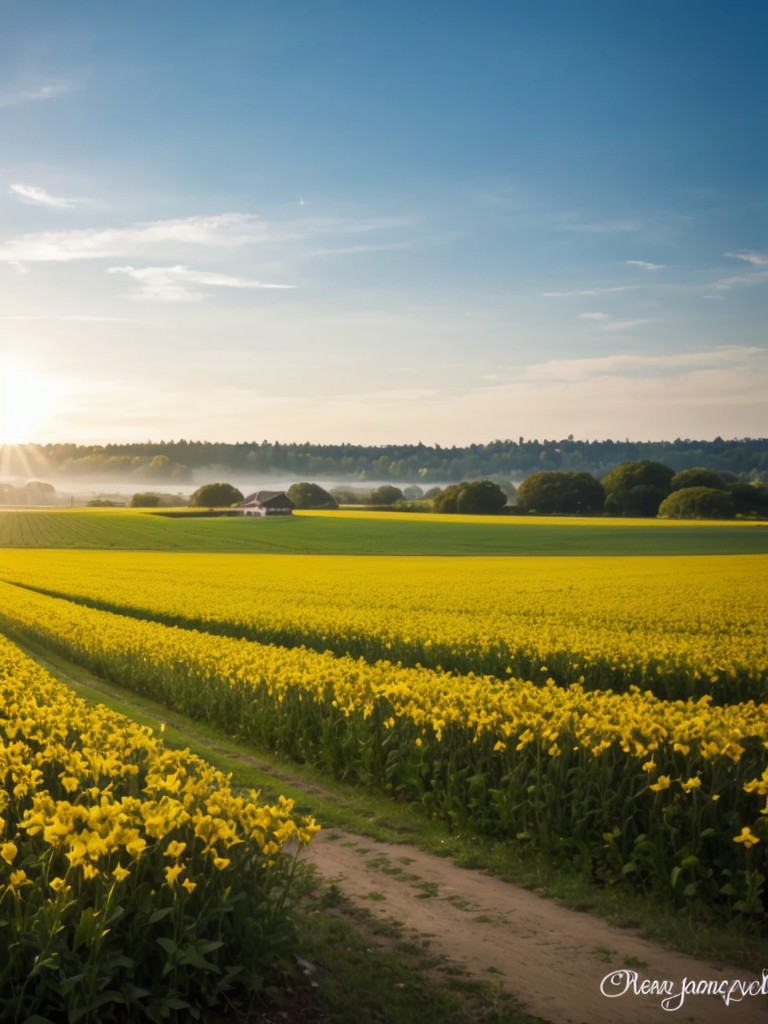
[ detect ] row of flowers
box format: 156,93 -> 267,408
0,549 -> 764,702
0,577 -> 765,920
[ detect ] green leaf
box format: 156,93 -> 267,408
178,946 -> 221,972
59,972 -> 86,994
73,908 -> 100,951
156,936 -> 178,956
163,996 -> 192,1010
149,907 -> 174,924
197,940 -> 224,955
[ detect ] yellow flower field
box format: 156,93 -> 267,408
0,569 -> 766,920
0,538 -> 765,923
0,550 -> 765,700
0,631 -> 318,1020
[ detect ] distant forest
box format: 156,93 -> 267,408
2,437 -> 767,486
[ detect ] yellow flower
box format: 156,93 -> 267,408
112,864 -> 131,882
680,776 -> 701,793
125,836 -> 147,859
164,840 -> 187,860
649,775 -> 672,792
212,856 -> 230,871
164,862 -> 184,886
66,840 -> 87,868
9,869 -> 28,888
49,876 -> 71,894
181,877 -> 197,894
298,820 -> 321,845
0,841 -> 18,865
733,827 -> 760,849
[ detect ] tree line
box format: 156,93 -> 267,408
515,463 -> 768,519
152,463 -> 767,519
1,436 -> 767,484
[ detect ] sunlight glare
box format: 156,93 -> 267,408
0,357 -> 59,444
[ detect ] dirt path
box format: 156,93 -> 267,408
302,830 -> 767,1024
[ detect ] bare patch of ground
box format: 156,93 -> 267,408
302,830 -> 767,1024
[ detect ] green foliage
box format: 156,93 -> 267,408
286,482 -> 338,509
4,438 -> 766,484
432,480 -> 507,515
130,492 -> 161,508
671,467 -> 728,491
728,482 -> 768,517
188,482 -> 244,508
517,471 -> 604,514
368,485 -> 404,506
658,487 -> 736,520
601,461 -> 674,516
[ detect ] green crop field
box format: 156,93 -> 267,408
0,506 -> 765,555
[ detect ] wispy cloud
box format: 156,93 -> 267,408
543,285 -> 640,298
712,270 -> 768,291
725,250 -> 768,266
9,183 -> 74,208
0,213 -> 265,263
0,210 -> 407,265
107,264 -> 295,301
578,311 -> 648,332
524,346 -> 763,383
626,259 -> 665,271
0,80 -> 75,109
711,251 -> 768,290
306,241 -> 411,258
602,319 -> 649,332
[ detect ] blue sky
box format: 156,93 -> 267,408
1,0 -> 766,445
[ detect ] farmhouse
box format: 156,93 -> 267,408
238,490 -> 295,517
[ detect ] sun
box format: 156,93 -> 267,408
0,357 -> 59,444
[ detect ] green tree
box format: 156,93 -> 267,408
130,492 -> 161,508
368,485 -> 404,506
286,482 -> 338,509
402,485 -> 424,500
670,467 -> 728,491
727,482 -> 768,517
189,482 -> 244,507
516,471 -> 604,514
432,480 -> 507,515
657,487 -> 736,519
431,483 -> 463,513
601,460 -> 674,516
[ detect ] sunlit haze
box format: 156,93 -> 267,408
1,1 -> 766,446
